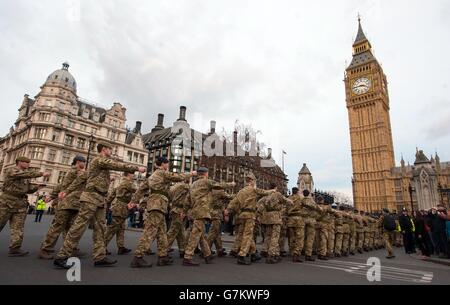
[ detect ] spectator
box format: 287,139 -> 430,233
413,210 -> 430,257
399,208 -> 416,254
34,197 -> 46,222
428,205 -> 448,258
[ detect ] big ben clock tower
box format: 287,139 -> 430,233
345,17 -> 396,212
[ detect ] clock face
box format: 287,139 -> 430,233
352,77 -> 371,95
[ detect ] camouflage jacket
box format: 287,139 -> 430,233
317,205 -> 338,224
0,167 -> 43,210
169,182 -> 191,215
48,168 -> 78,209
300,196 -> 322,220
227,185 -> 273,220
132,169 -> 190,214
59,170 -> 88,210
210,189 -> 234,220
186,178 -> 234,220
353,213 -> 364,231
285,194 -> 306,227
79,156 -> 138,207
258,191 -> 290,225
108,178 -> 136,218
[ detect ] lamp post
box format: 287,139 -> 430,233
408,183 -> 414,212
86,132 -> 95,169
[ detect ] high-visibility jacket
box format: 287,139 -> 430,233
36,199 -> 46,211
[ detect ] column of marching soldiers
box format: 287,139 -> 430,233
0,141 -> 399,269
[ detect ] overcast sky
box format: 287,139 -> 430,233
1,0 -> 450,198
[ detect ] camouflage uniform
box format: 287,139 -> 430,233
316,205 -> 338,257
341,211 -> 352,255
278,202 -> 289,255
333,210 -> 344,255
353,212 -> 364,252
362,214 -> 370,250
207,189 -> 233,252
40,168 -> 87,253
231,217 -> 243,254
286,193 -> 305,257
55,156 -> 138,262
327,210 -> 336,256
258,192 -> 289,259
227,186 -> 273,258
348,213 -> 357,254
0,168 -> 43,251
134,169 -> 190,258
166,182 -> 190,254
184,178 -> 233,260
302,197 -> 321,257
104,177 -> 136,249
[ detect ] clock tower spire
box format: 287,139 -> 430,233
344,17 -> 396,212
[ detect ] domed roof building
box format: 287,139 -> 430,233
43,62 -> 77,94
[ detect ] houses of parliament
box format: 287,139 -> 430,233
345,18 -> 450,213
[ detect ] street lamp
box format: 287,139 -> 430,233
86,132 -> 95,169
408,183 -> 414,212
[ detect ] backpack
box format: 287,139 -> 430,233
383,215 -> 396,231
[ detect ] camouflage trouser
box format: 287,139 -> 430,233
368,231 -> 375,248
184,219 -> 211,260
289,224 -> 305,256
328,225 -> 335,255
383,231 -> 395,256
363,229 -> 370,248
317,222 -> 330,256
342,224 -> 350,253
253,222 -> 261,244
166,212 -> 186,252
238,219 -> 257,257
356,230 -> 364,250
105,216 -> 126,249
278,222 -> 287,253
206,219 -> 222,251
56,202 -> 106,262
349,224 -> 356,253
231,224 -> 243,253
0,206 -> 27,250
135,211 -> 168,258
334,225 -> 344,255
41,209 -> 77,252
303,218 -> 316,257
264,224 -> 281,257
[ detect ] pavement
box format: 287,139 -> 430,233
1,215 -> 450,285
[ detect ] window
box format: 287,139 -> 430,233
80,124 -> 87,131
55,114 -> 63,124
77,138 -> 86,149
58,101 -> 66,110
64,135 -> 74,146
61,151 -> 71,165
48,149 -> 57,161
43,170 -> 52,183
52,130 -> 61,142
139,154 -> 144,164
34,127 -> 47,139
30,146 -> 44,160
38,113 -> 51,122
127,151 -> 133,162
91,128 -> 97,135
68,120 -> 75,128
57,171 -> 67,184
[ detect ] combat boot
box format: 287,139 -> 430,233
280,251 -> 288,257
265,256 -> 277,264
292,255 -> 303,263
217,249 -> 226,257
183,259 -> 200,266
349,252 -> 355,256
357,249 -> 363,254
260,251 -> 268,258
334,253 -> 341,258
8,248 -> 29,257
305,255 -> 316,262
204,255 -> 214,264
168,248 -> 175,253
237,256 -> 251,265
130,256 -> 152,268
157,256 -> 173,266
386,255 -> 396,259
228,250 -> 238,257
145,249 -> 155,256
363,247 -> 369,252
117,247 -> 132,255
327,253 -> 335,258
106,249 -> 112,255
179,251 -> 185,258
318,255 -> 329,261
251,253 -> 261,262
53,258 -> 72,269
342,252 -> 349,257
38,249 -> 53,260
194,247 -> 201,254
94,257 -> 117,267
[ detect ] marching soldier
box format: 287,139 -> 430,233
327,203 -> 337,258
228,215 -> 243,257
183,167 -> 235,266
316,197 -> 337,260
38,155 -> 87,259
166,182 -> 190,258
340,206 -> 352,257
0,156 -> 49,256
130,157 -> 193,268
361,210 -> 370,252
207,189 -> 234,257
104,169 -> 137,255
348,208 -> 357,256
286,187 -> 305,263
353,209 -> 364,254
300,190 -> 322,261
53,142 -> 145,269
225,172 -> 274,265
333,205 -> 344,257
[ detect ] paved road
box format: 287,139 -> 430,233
1,215 -> 449,285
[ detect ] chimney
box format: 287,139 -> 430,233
210,120 -> 216,134
178,106 -> 187,122
268,148 -> 272,159
151,113 -> 165,132
233,130 -> 238,156
134,121 -> 142,134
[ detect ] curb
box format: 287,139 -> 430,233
422,257 -> 450,267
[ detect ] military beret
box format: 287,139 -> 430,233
72,155 -> 86,164
97,141 -> 112,150
245,172 -> 256,181
197,167 -> 209,174
155,156 -> 169,166
16,156 -> 31,163
382,208 -> 390,214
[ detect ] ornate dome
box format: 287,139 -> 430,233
43,62 -> 77,94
